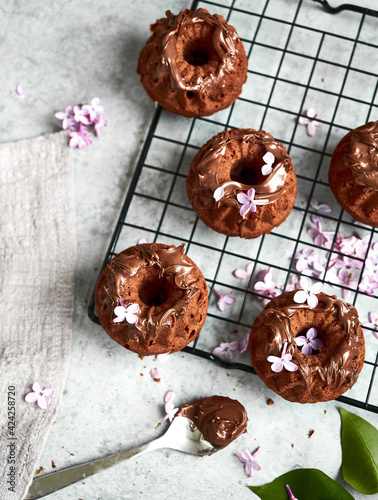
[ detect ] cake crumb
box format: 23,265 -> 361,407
140,139 -> 144,144
51,460 -> 56,468
66,450 -> 74,456
233,388 -> 236,391
84,299 -> 88,304
233,329 -> 238,333
108,354 -> 111,357
324,410 -> 327,414
291,443 -> 294,448
35,467 -> 44,475
308,429 -> 315,438
267,398 -> 274,405
321,77 -> 325,82
140,373 -> 144,376
227,373 -> 230,376
94,267 -> 98,271
52,421 -> 57,426
189,221 -> 195,224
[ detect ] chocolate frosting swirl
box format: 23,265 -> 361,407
195,128 -> 291,208
263,293 -> 363,391
345,120 -> 378,190
161,9 -> 238,97
176,396 -> 247,448
101,243 -> 198,345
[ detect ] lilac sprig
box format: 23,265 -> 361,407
55,98 -> 107,149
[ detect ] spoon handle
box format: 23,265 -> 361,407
25,437 -> 164,499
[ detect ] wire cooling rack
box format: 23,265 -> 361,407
89,0 -> 378,413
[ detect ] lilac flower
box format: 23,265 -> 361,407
236,447 -> 261,478
261,152 -> 275,176
15,84 -> 26,99
286,484 -> 298,500
308,220 -> 334,248
55,105 -> 75,130
93,112 -> 108,137
362,312 -> 378,339
113,300 -> 139,324
69,126 -> 93,149
295,327 -> 324,355
73,105 -> 91,125
82,104 -> 97,122
212,341 -> 239,363
25,382 -> 54,410
364,256 -> 378,283
293,277 -> 323,308
213,186 -> 224,202
267,342 -> 298,372
339,234 -> 369,259
254,268 -> 280,305
358,275 -> 378,296
310,197 -> 331,223
160,390 -> 179,424
214,289 -> 236,311
298,107 -> 322,137
150,367 -> 161,382
237,188 -> 257,217
234,262 -> 254,279
238,330 -> 250,353
294,248 -> 325,277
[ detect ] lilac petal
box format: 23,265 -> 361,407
249,200 -> 257,213
114,305 -> 126,316
307,122 -> 316,137
239,203 -> 251,217
126,303 -> 139,314
42,388 -> 54,398
307,293 -> 319,308
25,392 -> 38,403
237,192 -> 249,204
368,312 -> 377,324
283,359 -> 298,371
113,316 -> 125,323
261,164 -> 273,176
307,107 -> 317,119
125,313 -> 138,324
300,276 -> 311,291
263,151 -> 274,164
311,214 -> 323,224
224,295 -> 236,305
251,460 -> 262,472
164,390 -> 175,403
234,269 -> 247,279
38,395 -> 50,410
229,340 -> 240,350
224,350 -> 234,363
293,290 -> 307,304
247,188 -> 255,200
317,204 -> 332,214
213,186 -> 224,201
156,352 -> 170,362
151,368 -> 161,380
217,298 -> 227,311
306,327 -> 318,341
246,262 -> 254,274
138,237 -> 149,244
301,343 -> 313,355
236,449 -> 252,464
33,382 -> 44,393
294,336 -> 307,347
213,346 -> 225,357
310,338 -> 324,350
298,116 -> 310,125
270,360 -> 284,372
311,282 -> 323,294
55,111 -> 67,119
244,461 -> 253,478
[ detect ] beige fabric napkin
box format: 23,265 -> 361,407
0,132 -> 76,500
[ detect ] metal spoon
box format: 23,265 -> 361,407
25,416 -> 219,499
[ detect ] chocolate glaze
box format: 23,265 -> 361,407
101,243 -> 198,345
263,293 -> 363,391
345,120 -> 378,190
176,396 -> 247,448
161,9 -> 238,97
194,129 -> 291,209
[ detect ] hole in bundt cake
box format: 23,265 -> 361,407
138,277 -> 169,307
183,37 -> 218,66
230,159 -> 267,186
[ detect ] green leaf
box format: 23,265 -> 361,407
340,406 -> 378,495
248,468 -> 353,499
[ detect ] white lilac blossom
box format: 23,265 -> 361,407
213,289 -> 236,311
261,152 -> 275,176
362,312 -> 378,339
212,341 -> 239,363
298,107 -> 322,137
293,277 -> 323,308
25,382 -> 54,410
267,342 -> 298,372
236,447 -> 261,478
310,197 -> 331,223
286,484 -> 299,500
55,98 -> 107,148
295,327 -> 324,355
113,300 -> 139,324
213,186 -> 224,201
237,188 -> 257,217
15,84 -> 26,99
234,262 -> 254,279
150,367 -> 161,382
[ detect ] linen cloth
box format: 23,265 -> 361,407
0,132 -> 76,500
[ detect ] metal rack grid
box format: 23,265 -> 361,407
88,0 -> 378,413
